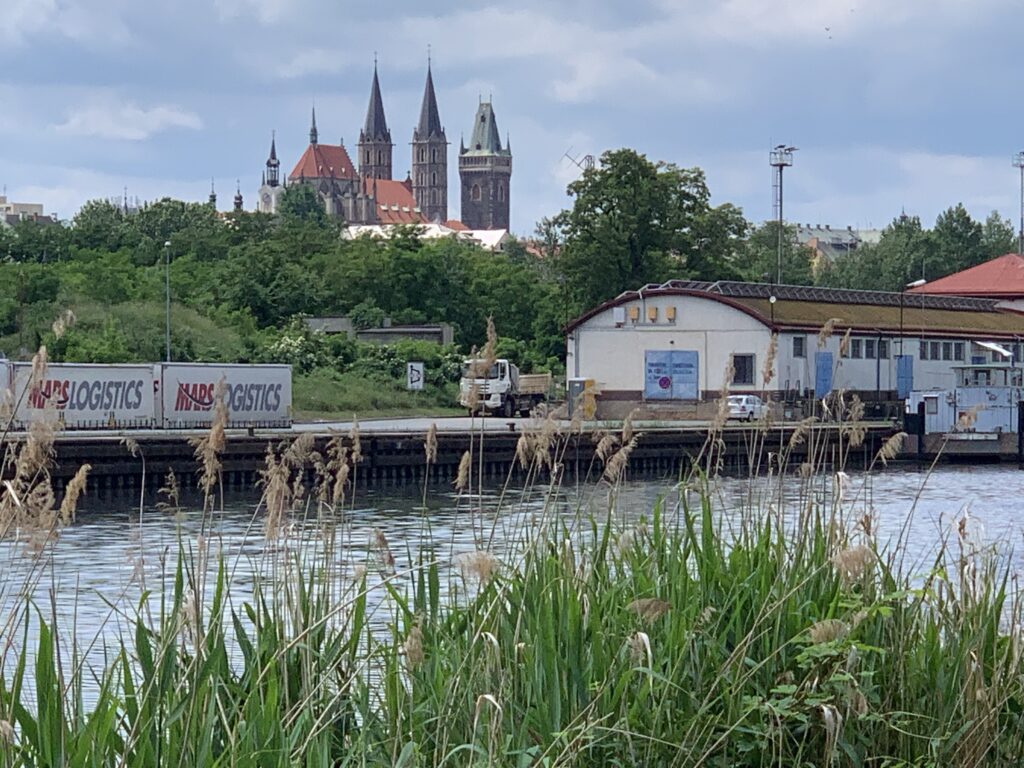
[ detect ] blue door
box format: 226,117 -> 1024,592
645,350 -> 700,400
896,355 -> 913,399
670,350 -> 699,400
644,351 -> 673,400
814,351 -> 833,399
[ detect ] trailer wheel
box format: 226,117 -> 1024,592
503,398 -> 515,418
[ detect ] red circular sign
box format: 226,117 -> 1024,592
658,376 -> 671,389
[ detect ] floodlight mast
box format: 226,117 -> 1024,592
1013,151 -> 1024,255
769,145 -> 797,285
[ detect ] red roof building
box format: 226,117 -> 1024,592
289,143 -> 357,181
910,253 -> 1024,300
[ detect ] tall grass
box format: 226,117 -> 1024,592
1,340 -> 1023,765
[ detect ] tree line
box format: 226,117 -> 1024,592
0,148 -> 1014,374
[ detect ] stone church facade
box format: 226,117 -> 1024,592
256,63 -> 512,229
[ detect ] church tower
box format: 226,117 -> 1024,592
411,62 -> 448,222
257,131 -> 285,214
358,62 -> 393,180
458,100 -> 512,230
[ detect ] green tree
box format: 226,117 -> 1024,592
70,199 -> 134,251
818,214 -> 934,291
553,149 -> 743,313
932,203 -> 983,276
981,210 -> 1016,260
278,184 -> 328,227
743,222 -> 814,285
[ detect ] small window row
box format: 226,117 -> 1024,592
919,341 -> 965,362
839,338 -> 891,360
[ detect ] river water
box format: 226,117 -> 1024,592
1,463 -> 1022,704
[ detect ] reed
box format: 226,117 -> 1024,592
0,375 -> 1022,765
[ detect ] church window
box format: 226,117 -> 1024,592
432,172 -> 437,185
365,151 -> 370,164
419,148 -> 425,162
432,189 -> 438,204
471,184 -> 481,201
377,150 -> 382,165
498,184 -> 504,202
431,148 -> 436,163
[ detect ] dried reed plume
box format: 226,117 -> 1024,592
481,316 -> 498,370
30,345 -> 48,389
622,409 -> 637,444
259,447 -> 291,536
818,318 -> 840,349
627,597 -> 671,624
875,432 -> 907,466
157,470 -> 181,514
0,719 -> 13,745
840,394 -> 866,448
530,416 -> 559,470
594,433 -> 619,464
373,528 -> 395,569
515,433 -> 531,469
809,618 -> 849,644
458,550 -> 500,584
839,328 -> 852,358
627,631 -> 653,666
788,417 -> 815,450
403,623 -> 425,668
51,309 -> 76,340
58,464 -> 90,526
424,423 -> 438,465
762,333 -> 778,387
604,437 -> 637,484
190,379 -> 228,500
832,544 -> 875,584
710,357 -> 736,433
454,450 -> 472,491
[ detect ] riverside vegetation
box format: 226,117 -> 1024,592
0,333 -> 1023,766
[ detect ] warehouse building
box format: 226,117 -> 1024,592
565,281 -> 1024,415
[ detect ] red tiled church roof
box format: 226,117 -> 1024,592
363,177 -> 423,225
444,219 -> 468,231
910,253 -> 1024,298
289,143 -> 356,181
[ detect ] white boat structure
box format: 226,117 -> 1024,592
907,361 -> 1024,457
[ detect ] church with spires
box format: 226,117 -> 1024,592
255,61 -> 512,230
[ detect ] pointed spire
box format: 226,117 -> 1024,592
363,60 -> 390,141
266,130 -> 280,187
415,58 -> 444,140
233,179 -> 243,213
309,106 -> 318,145
209,178 -> 217,207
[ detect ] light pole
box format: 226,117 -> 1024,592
769,145 -> 797,285
1013,152 -> 1024,255
164,240 -> 172,362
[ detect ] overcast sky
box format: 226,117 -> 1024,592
2,0 -> 1022,235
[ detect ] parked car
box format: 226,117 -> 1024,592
727,394 -> 766,422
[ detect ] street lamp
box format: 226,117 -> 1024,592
164,240 -> 172,362
769,145 -> 797,285
900,278 -> 926,356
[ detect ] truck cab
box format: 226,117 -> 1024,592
460,358 -> 519,416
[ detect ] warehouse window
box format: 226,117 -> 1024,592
732,354 -> 755,386
930,341 -> 941,360
850,339 -> 862,359
942,342 -> 952,361
878,340 -> 889,359
920,341 -> 928,360
865,339 -> 876,359
954,342 -> 964,361
792,336 -> 806,358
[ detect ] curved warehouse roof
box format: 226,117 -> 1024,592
566,281 -> 1024,340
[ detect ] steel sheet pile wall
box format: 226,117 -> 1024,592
11,363 -> 155,429
158,363 -> 291,429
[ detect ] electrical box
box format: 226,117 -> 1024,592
628,306 -> 640,322
666,306 -> 677,321
612,307 -> 626,326
646,306 -> 658,322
